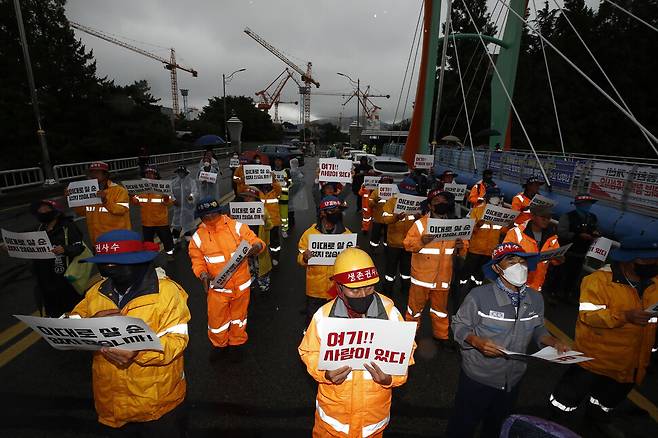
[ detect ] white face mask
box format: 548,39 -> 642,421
489,197 -> 502,206
499,263 -> 528,287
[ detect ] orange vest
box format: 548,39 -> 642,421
468,181 -> 487,205
511,192 -> 532,224
503,223 -> 560,291
133,193 -> 173,227
467,204 -> 507,256
368,188 -> 388,224
74,181 -> 131,245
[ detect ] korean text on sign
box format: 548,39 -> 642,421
538,243 -> 572,262
272,170 -> 288,187
393,194 -> 426,214
14,314 -> 162,351
211,240 -> 252,289
229,201 -> 265,226
528,194 -> 557,209
426,218 -> 475,241
143,179 -> 173,196
2,229 -> 55,260
443,183 -> 467,199
198,171 -> 218,184
362,176 -> 381,190
307,233 -> 357,265
319,159 -> 353,184
122,179 -> 151,195
586,237 -> 613,262
318,317 -> 416,375
243,165 -> 273,185
377,183 -> 399,200
413,154 -> 434,169
67,179 -> 101,207
482,204 -> 519,226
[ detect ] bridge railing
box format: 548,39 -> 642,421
0,167 -> 45,193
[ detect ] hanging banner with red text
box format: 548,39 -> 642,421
318,317 -> 416,375
589,162 -> 658,210
319,159 -> 353,184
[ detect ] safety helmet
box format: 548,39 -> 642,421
332,248 -> 379,289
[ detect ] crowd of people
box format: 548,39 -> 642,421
19,150 -> 658,438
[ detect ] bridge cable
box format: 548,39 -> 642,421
603,0 -> 658,35
550,0 -> 657,155
397,4 -> 424,144
460,0 -> 552,185
494,0 -> 658,156
452,24 -> 477,171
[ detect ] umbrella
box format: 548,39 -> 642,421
441,135 -> 462,143
194,134 -> 226,147
474,128 -> 501,138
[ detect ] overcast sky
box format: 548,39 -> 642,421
65,0 -> 598,124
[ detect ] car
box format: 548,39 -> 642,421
351,152 -> 377,167
256,144 -> 304,167
371,155 -> 410,183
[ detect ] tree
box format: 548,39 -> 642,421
194,96 -> 279,141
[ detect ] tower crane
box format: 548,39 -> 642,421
244,27 -> 319,128
69,21 -> 198,126
255,68 -> 294,111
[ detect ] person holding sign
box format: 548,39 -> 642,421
299,248 -> 414,438
457,187 -> 509,307
171,165 -> 199,245
189,198 -> 265,351
298,196 -> 353,326
288,157 -> 307,230
272,156 -> 292,238
255,174 -> 283,266
403,190 -> 468,346
368,176 -> 394,249
468,169 -> 496,206
380,177 -> 421,295
351,156 -> 373,212
229,152 -> 241,196
130,167 -> 175,256
197,151 -> 221,200
512,176 -> 545,225
448,243 -> 568,438
503,206 -> 562,293
357,170 -> 377,234
237,186 -> 273,294
67,161 -> 131,245
549,238 -> 658,438
67,230 -> 191,434
555,194 -> 600,303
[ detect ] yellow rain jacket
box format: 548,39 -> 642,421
368,188 -> 388,224
74,181 -> 131,244
69,271 -> 190,428
380,197 -> 416,248
467,204 -> 507,256
260,180 -> 282,227
131,193 -> 174,227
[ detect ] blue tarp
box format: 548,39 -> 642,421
194,134 -> 226,147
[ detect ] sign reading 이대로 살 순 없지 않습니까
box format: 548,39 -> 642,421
2,229 -> 55,259
307,234 -> 357,265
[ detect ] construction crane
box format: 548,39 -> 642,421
255,69 -> 295,110
69,21 -> 198,126
244,27 -> 319,128
308,87 -> 389,129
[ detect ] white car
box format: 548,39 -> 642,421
371,155 -> 410,183
351,152 -> 377,167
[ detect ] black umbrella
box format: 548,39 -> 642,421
474,128 -> 501,138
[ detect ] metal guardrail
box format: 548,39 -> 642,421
0,167 -> 44,192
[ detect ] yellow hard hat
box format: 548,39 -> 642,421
332,247 -> 379,288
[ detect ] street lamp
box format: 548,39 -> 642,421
222,68 -> 246,144
337,72 -> 360,129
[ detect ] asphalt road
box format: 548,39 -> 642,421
0,157 -> 656,437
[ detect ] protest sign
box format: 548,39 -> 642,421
319,159 -> 353,184
210,240 -> 252,290
2,229 -> 55,260
589,162 -> 658,210
363,176 -> 381,190
198,171 -> 218,184
499,346 -> 594,365
377,183 -> 398,200
122,179 -> 150,195
307,233 -> 357,265
443,183 -> 467,199
393,193 -> 425,214
425,218 -> 475,241
538,243 -> 572,262
272,170 -> 288,187
243,165 -> 273,185
229,157 -> 240,168
14,314 -> 162,351
144,179 -> 173,196
482,204 -> 520,227
318,317 -> 416,375
66,179 -> 101,207
413,154 -> 434,169
528,194 -> 557,209
229,202 -> 265,226
586,237 -> 613,262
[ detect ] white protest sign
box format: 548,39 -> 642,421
229,202 -> 265,226
414,154 -> 434,169
272,170 -> 288,187
318,317 -> 416,376
308,233 -> 357,265
586,237 -> 613,262
444,182 -> 467,199
426,218 -> 475,241
66,179 -> 101,207
319,158 -> 353,184
243,165 -> 273,185
393,193 -> 426,214
538,243 -> 572,262
144,179 -> 173,196
198,171 -> 218,184
229,157 -> 240,168
482,204 -> 520,226
377,183 -> 399,201
363,176 -> 381,190
2,229 -> 55,260
14,314 -> 162,351
498,346 -> 593,364
210,240 -> 252,290
122,179 -> 150,195
529,194 -> 557,209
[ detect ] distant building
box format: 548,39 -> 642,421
186,107 -> 201,121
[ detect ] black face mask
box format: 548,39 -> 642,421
325,212 -> 342,225
346,294 -> 374,314
634,263 -> 658,280
98,264 -> 146,292
483,176 -> 493,184
433,203 -> 452,215
36,211 -> 58,223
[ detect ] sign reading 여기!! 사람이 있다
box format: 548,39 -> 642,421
413,154 -> 434,169
318,159 -> 353,184
377,184 -> 399,200
586,237 -> 613,262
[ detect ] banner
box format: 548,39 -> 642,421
243,165 -> 273,185
318,317 -> 416,375
586,237 -> 613,262
229,202 -> 265,226
272,170 -> 288,187
143,179 -> 173,196
362,176 -> 381,190
528,194 -> 557,209
443,183 -> 467,199
377,183 -> 398,200
319,158 -> 353,184
393,194 -> 425,214
67,179 -> 101,207
122,179 -> 151,195
210,240 -> 252,290
589,162 -> 658,209
14,315 -> 162,351
198,171 -> 218,184
414,154 -> 434,169
229,157 -> 240,168
2,229 -> 55,259
538,243 -> 572,262
308,233 -> 357,265
482,204 -> 519,226
549,159 -> 577,190
425,218 -> 475,241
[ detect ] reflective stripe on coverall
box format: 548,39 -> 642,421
511,192 -> 532,225
132,193 -> 174,227
359,185 -> 372,232
74,181 -> 131,245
